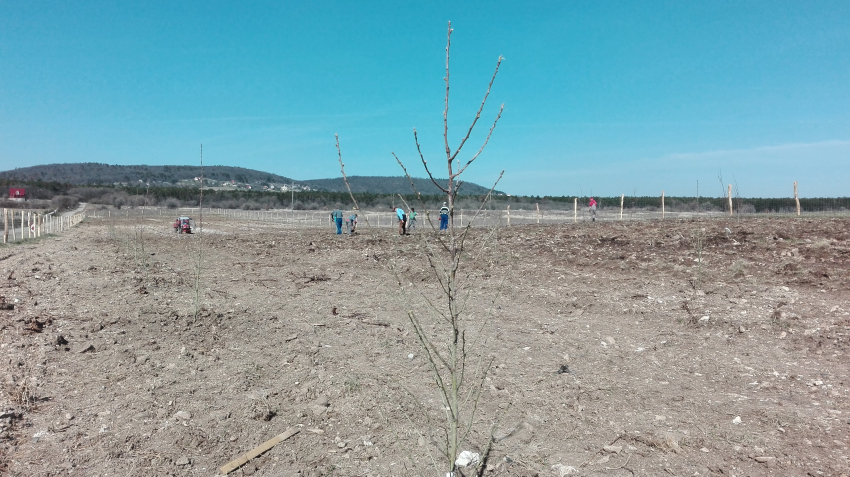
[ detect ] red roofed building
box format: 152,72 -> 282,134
9,188 -> 25,200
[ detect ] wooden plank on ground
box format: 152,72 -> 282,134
220,427 -> 300,474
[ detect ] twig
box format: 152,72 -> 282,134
579,434 -> 625,468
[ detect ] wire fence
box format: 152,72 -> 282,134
82,199 -> 850,232
3,207 -> 86,243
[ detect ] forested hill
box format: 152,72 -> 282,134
300,176 -> 503,195
0,163 -> 294,186
0,163 -> 504,195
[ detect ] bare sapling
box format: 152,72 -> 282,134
193,144 -> 205,321
336,22 -> 508,476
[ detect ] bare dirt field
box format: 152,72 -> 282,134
1,213 -> 849,477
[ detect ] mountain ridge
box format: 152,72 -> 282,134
0,163 -> 503,195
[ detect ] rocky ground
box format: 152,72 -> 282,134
1,213 -> 849,477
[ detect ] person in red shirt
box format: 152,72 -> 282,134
588,197 -> 597,222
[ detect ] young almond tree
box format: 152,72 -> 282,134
337,22 -> 506,477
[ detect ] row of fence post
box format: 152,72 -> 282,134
3,208 -> 85,244
83,179 -> 811,229
623,181 -> 803,219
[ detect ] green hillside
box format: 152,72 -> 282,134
0,163 -> 294,186
301,176 -> 503,195
0,163 -> 503,195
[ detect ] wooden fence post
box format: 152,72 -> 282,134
794,181 -> 800,216
536,203 -> 540,224
620,194 -> 624,220
727,184 -> 733,215
506,205 -> 510,226
3,209 -> 7,244
574,198 -> 577,223
661,190 -> 665,219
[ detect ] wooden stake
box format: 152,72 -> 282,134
219,427 -> 300,474
506,205 -> 510,226
661,191 -> 665,219
727,184 -> 733,216
573,198 -> 577,223
3,209 -> 7,244
536,203 -> 540,224
619,194 -> 624,220
794,181 -> 800,216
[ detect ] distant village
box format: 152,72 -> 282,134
110,177 -> 314,192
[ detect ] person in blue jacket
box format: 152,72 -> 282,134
345,213 -> 357,235
331,209 -> 343,234
395,207 -> 407,235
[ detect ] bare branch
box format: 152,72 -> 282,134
450,56 -> 503,166
444,22 -> 453,161
335,134 -> 373,230
456,103 -> 504,177
413,129 -> 448,194
409,311 -> 451,370
457,170 -> 504,254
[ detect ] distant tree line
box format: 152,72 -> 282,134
0,179 -> 847,213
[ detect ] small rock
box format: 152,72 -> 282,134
604,336 -> 616,345
699,315 -> 710,322
407,353 -> 415,360
603,445 -> 622,454
56,335 -> 68,345
337,441 -> 346,448
732,416 -> 742,424
779,331 -> 787,339
700,447 -> 710,453
175,456 -> 190,466
78,344 -> 95,353
65,413 -> 73,420
754,456 -> 776,465
174,411 -> 191,421
551,463 -> 579,476
455,451 -> 480,467
738,325 -> 746,333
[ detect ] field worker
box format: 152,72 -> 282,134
346,213 -> 357,235
439,202 -> 450,230
331,209 -> 344,234
395,206 -> 407,235
408,207 -> 417,232
588,197 -> 597,222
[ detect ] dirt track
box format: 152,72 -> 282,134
1,214 -> 849,476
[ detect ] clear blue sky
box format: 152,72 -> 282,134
1,1 -> 849,197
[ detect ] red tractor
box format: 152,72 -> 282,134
173,217 -> 193,234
